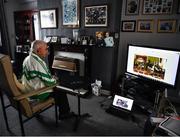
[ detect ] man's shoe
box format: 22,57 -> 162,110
59,112 -> 75,120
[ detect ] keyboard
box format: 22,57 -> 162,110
56,85 -> 88,96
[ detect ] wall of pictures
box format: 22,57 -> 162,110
121,0 -> 180,33
37,0 -> 122,41
117,0 -> 180,89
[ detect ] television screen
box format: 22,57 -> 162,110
126,44 -> 180,87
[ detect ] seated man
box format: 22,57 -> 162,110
21,40 -> 73,119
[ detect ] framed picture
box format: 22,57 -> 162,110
137,20 -> 154,33
23,45 -> 30,53
44,36 -> 52,43
104,32 -> 114,47
85,5 -> 108,27
62,0 -> 80,28
40,9 -> 57,29
125,0 -> 140,15
81,36 -> 90,45
142,0 -> 173,15
177,0 -> 180,14
121,20 -> 136,32
95,31 -> 106,46
16,45 -> 22,53
157,19 -> 176,33
51,36 -> 58,43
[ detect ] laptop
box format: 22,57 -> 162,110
106,95 -> 134,117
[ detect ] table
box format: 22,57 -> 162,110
56,85 -> 91,131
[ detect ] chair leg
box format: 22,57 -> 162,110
17,102 -> 25,136
55,104 -> 58,126
0,92 -> 10,131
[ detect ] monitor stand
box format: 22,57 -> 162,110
153,88 -> 168,116
122,74 -> 169,113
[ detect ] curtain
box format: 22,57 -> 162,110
0,0 -> 12,57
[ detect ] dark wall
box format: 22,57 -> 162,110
38,0 -> 122,89
38,0 -> 122,40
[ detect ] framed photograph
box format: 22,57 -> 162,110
40,9 -> 57,29
16,45 -> 22,53
121,20 -> 136,32
157,19 -> 176,33
44,36 -> 52,43
125,0 -> 140,15
62,0 -> 80,28
177,0 -> 180,14
95,31 -> 106,46
137,20 -> 154,33
104,32 -> 114,47
23,45 -> 30,53
85,5 -> 108,27
81,36 -> 90,45
51,36 -> 58,43
142,0 -> 173,15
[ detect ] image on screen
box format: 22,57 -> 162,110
133,55 -> 166,80
126,44 -> 180,86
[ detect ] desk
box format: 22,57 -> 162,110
56,85 -> 91,131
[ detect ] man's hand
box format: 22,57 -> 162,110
52,75 -> 58,80
52,75 -> 60,84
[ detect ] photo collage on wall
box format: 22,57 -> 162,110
122,0 -> 180,33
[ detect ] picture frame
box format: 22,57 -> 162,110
137,20 -> 154,33
177,0 -> 180,14
44,36 -> 52,43
104,32 -> 114,47
142,0 -> 174,15
16,45 -> 22,53
95,31 -> 106,46
85,5 -> 108,27
81,36 -> 90,45
121,20 -> 136,32
62,0 -> 80,28
23,45 -> 30,53
40,9 -> 58,29
125,0 -> 140,15
51,36 -> 58,43
157,19 -> 176,33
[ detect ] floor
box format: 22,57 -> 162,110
0,93 -> 149,136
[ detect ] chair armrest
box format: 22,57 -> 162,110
14,84 -> 58,101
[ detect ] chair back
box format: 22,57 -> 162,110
0,54 -> 33,117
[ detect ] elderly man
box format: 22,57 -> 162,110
21,40 -> 73,119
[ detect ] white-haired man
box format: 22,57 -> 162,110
21,40 -> 73,119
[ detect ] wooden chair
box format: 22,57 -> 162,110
0,54 -> 58,136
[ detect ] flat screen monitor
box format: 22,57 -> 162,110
112,95 -> 134,111
126,44 -> 180,87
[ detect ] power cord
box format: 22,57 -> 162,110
99,96 -> 112,110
